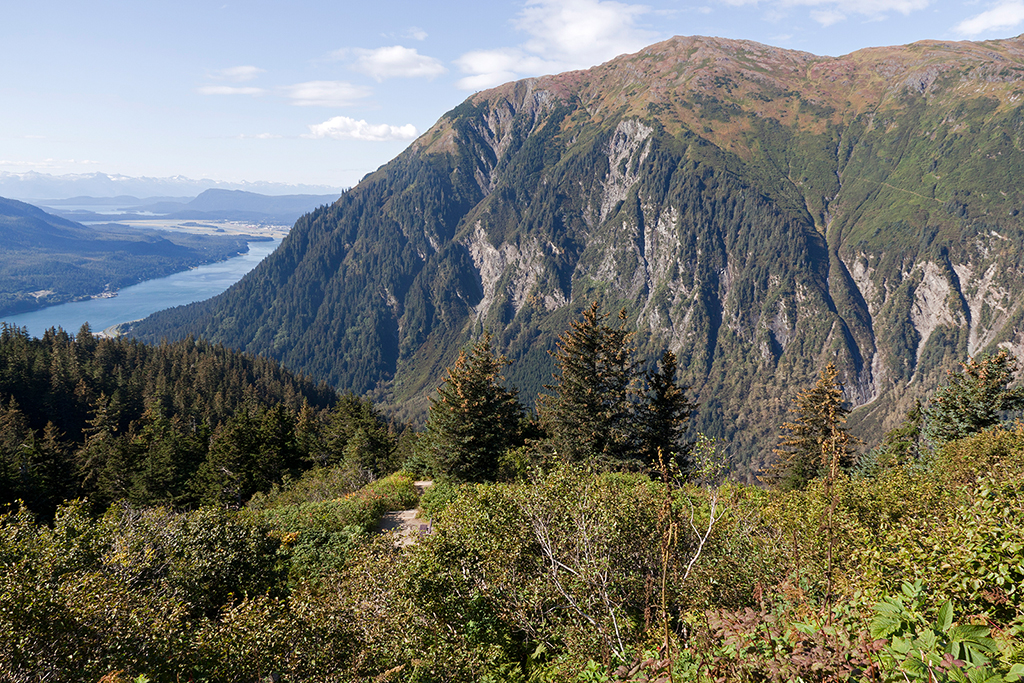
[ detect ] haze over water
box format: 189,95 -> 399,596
1,239 -> 280,338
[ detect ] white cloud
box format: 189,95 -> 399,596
780,0 -> 928,11
718,0 -> 931,22
284,81 -> 372,107
457,70 -> 521,91
236,133 -> 283,139
304,116 -> 419,141
517,0 -> 658,63
406,26 -> 428,41
352,46 -> 447,81
212,65 -> 265,82
198,85 -> 266,96
454,48 -> 550,88
811,8 -> 847,25
954,1 -> 1024,36
455,0 -> 661,90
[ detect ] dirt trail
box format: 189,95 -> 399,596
376,480 -> 433,546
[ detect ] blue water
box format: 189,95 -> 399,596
2,239 -> 280,337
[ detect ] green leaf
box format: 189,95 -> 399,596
965,668 -> 1004,683
869,613 -> 902,639
937,600 -> 954,632
948,624 -> 994,644
792,621 -> 817,635
891,636 -> 913,655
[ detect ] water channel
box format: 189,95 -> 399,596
1,238 -> 281,338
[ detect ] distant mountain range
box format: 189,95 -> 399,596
38,189 -> 342,226
0,171 -> 346,200
130,34 -> 1024,475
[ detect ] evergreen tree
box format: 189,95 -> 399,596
37,421 -> 73,513
0,399 -> 33,505
192,407 -> 262,507
253,403 -> 299,492
768,362 -> 857,490
0,326 -> 347,513
640,350 -> 696,471
75,392 -> 123,503
874,400 -> 926,472
323,395 -> 397,477
421,334 -> 523,482
538,303 -> 640,467
924,350 -> 1024,444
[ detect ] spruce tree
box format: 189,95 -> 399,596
769,362 -> 857,490
924,350 -> 1024,444
421,333 -> 523,482
640,350 -> 696,471
538,303 -> 640,467
0,399 -> 33,505
869,400 -> 925,472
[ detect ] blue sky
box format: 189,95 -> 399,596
2,0 -> 1023,190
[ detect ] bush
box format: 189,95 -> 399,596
418,479 -> 460,518
259,471 -> 420,583
0,500 -> 287,681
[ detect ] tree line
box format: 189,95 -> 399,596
2,306 -> 1024,681
418,300 -> 1024,493
417,302 -> 697,483
767,349 -> 1024,490
0,323 -> 403,516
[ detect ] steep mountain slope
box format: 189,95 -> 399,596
131,35 -> 1024,476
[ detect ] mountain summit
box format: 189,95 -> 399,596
132,35 -> 1024,474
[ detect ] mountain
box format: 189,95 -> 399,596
163,189 -> 341,223
0,171 -> 346,200
0,197 -> 252,315
41,189 -> 342,225
130,35 -> 1024,476
0,197 -> 109,250
34,195 -> 193,207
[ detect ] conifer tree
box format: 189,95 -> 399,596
871,400 -> 925,472
0,399 -> 33,505
924,350 -> 1024,444
769,362 -> 857,490
641,350 -> 696,471
538,303 -> 640,467
421,333 -> 523,482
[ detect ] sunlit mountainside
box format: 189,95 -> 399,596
132,34 -> 1024,474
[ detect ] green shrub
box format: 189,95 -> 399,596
418,479 -> 460,518
259,471 -> 420,584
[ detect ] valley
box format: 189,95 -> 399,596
0,188 -> 331,320
132,35 -> 1024,474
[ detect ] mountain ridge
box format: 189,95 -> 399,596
0,171 -> 346,200
130,34 -> 1024,475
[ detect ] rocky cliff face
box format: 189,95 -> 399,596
132,35 -> 1024,476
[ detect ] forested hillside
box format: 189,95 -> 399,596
2,347 -> 1022,681
0,324 -> 403,516
2,301 -> 1023,681
129,35 -> 1024,475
